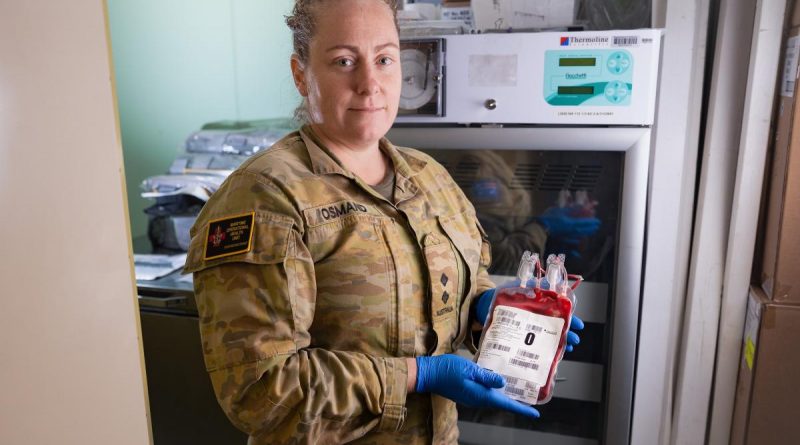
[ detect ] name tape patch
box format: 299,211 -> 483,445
204,212 -> 255,260
304,200 -> 375,226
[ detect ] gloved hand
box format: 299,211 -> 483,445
536,207 -> 601,238
415,354 -> 540,419
474,289 -> 584,352
565,313 -> 584,353
536,207 -> 601,258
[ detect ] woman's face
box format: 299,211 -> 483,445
292,0 -> 401,149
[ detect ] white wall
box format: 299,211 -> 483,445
0,1 -> 151,444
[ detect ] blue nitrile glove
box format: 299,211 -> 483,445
475,288 -> 497,326
565,314 -> 584,353
415,354 -> 540,419
474,289 -> 584,352
536,208 -> 602,258
536,207 -> 601,238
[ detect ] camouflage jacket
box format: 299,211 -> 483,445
184,127 -> 494,444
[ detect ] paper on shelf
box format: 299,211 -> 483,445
134,253 -> 187,281
472,0 -> 576,31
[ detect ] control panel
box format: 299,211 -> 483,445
544,49 -> 633,106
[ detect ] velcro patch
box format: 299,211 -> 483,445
204,212 -> 255,260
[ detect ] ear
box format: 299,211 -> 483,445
290,55 -> 308,97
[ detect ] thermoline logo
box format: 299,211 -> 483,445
560,36 -> 610,46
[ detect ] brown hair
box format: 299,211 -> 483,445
286,0 -> 399,63
285,0 -> 399,122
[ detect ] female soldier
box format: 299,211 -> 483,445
184,0 -> 581,443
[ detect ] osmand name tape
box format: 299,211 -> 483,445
204,212 -> 255,260
304,200 -> 379,226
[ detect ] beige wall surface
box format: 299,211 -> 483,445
0,1 -> 151,444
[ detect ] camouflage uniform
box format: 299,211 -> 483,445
184,127 -> 494,444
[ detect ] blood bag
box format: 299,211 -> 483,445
475,252 -> 581,405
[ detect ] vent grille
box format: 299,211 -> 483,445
571,165 -> 603,190
514,163 -> 603,192
452,160 -> 479,190
432,155 -> 603,193
540,164 -> 574,191
510,164 -> 542,189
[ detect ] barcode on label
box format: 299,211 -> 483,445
517,350 -> 540,360
498,316 -> 521,327
497,308 -> 518,318
787,80 -> 796,93
501,374 -> 520,386
506,387 -> 526,397
525,324 -> 543,333
487,342 -> 512,353
510,358 -> 539,370
614,36 -> 638,46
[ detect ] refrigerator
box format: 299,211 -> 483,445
388,29 -> 664,444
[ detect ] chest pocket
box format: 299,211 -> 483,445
304,212 -> 394,355
423,211 -> 483,354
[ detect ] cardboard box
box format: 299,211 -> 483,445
730,286 -> 800,445
793,0 -> 800,28
760,17 -> 800,304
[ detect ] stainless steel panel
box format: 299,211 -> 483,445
553,361 -> 604,403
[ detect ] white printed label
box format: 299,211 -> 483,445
744,291 -> 761,347
782,36 -> 800,97
441,7 -> 473,27
476,305 -> 564,404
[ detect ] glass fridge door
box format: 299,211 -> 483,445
424,147 -> 620,444
388,126 -> 651,445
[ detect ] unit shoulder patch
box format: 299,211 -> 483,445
204,212 -> 255,260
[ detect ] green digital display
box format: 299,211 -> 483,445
558,86 -> 595,95
559,57 -> 597,67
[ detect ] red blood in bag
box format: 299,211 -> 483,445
489,288 -> 573,402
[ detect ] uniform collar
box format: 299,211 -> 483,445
300,126 -> 352,178
381,135 -> 427,180
299,125 -> 427,180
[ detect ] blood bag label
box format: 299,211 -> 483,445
477,305 -> 564,404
